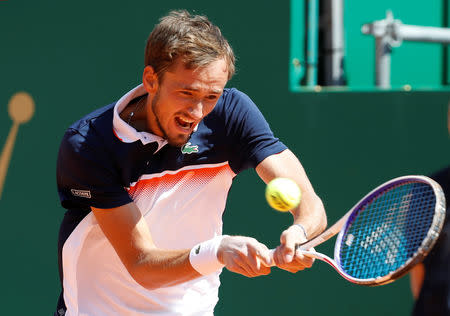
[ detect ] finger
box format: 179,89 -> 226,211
222,238 -> 271,277
282,266 -> 302,273
294,249 -> 315,268
275,260 -> 304,273
232,261 -> 257,277
278,239 -> 295,264
249,245 -> 272,275
240,260 -> 270,277
247,251 -> 262,275
296,247 -> 317,259
225,263 -> 243,274
253,244 -> 272,267
241,246 -> 272,277
235,250 -> 259,277
272,246 -> 313,273
226,262 -> 255,277
272,246 -> 283,266
261,250 -> 274,267
223,248 -> 257,277
255,258 -> 271,275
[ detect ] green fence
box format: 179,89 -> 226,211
0,1 -> 448,315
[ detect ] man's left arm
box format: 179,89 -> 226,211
256,148 -> 327,273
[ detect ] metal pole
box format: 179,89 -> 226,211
305,0 -> 319,86
330,0 -> 345,85
362,10 -> 395,89
396,24 -> 450,43
321,0 -> 345,86
375,36 -> 392,89
362,10 -> 450,88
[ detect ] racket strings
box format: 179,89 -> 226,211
338,182 -> 436,280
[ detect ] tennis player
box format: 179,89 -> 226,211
54,10 -> 326,316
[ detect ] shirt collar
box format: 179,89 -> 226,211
112,84 -> 168,152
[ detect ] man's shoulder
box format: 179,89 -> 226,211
212,88 -> 255,117
62,102 -> 117,152
68,102 -> 116,136
219,88 -> 251,104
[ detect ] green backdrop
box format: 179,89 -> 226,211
290,0 -> 448,89
0,1 -> 449,315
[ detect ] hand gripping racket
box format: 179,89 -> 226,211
270,175 -> 446,286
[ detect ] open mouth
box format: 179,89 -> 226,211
175,116 -> 195,131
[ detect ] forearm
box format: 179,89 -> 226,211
291,191 -> 326,239
129,248 -> 200,290
256,149 -> 327,237
130,236 -> 226,289
92,204 -> 221,291
277,151 -> 327,237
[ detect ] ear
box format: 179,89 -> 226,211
143,66 -> 159,94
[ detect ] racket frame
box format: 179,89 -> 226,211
298,175 -> 446,286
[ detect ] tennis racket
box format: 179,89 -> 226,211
270,175 -> 446,286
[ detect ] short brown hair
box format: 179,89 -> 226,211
144,10 -> 235,81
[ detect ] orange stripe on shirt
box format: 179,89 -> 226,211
127,163 -> 233,198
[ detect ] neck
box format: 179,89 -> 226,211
120,95 -> 148,131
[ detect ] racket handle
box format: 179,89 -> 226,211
296,211 -> 352,250
267,248 -> 319,267
268,249 -> 276,267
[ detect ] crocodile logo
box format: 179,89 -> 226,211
181,142 -> 199,154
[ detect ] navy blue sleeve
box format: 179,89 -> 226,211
222,89 -> 287,173
56,128 -> 133,209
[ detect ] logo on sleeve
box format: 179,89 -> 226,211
195,245 -> 201,254
71,189 -> 92,199
181,142 -> 199,154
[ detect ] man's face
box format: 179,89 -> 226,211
146,58 -> 229,147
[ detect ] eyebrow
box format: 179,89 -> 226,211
178,85 -> 223,95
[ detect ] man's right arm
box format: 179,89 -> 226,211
91,202 -> 273,289
92,203 -> 199,289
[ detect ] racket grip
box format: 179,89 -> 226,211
267,248 -> 318,267
267,249 -> 276,267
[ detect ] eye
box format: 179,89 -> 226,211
206,95 -> 218,101
180,91 -> 193,96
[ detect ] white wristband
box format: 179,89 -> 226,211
189,235 -> 226,276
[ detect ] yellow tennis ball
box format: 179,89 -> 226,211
265,178 -> 302,212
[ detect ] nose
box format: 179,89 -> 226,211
188,102 -> 203,120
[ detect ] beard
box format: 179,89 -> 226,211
151,90 -> 192,147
